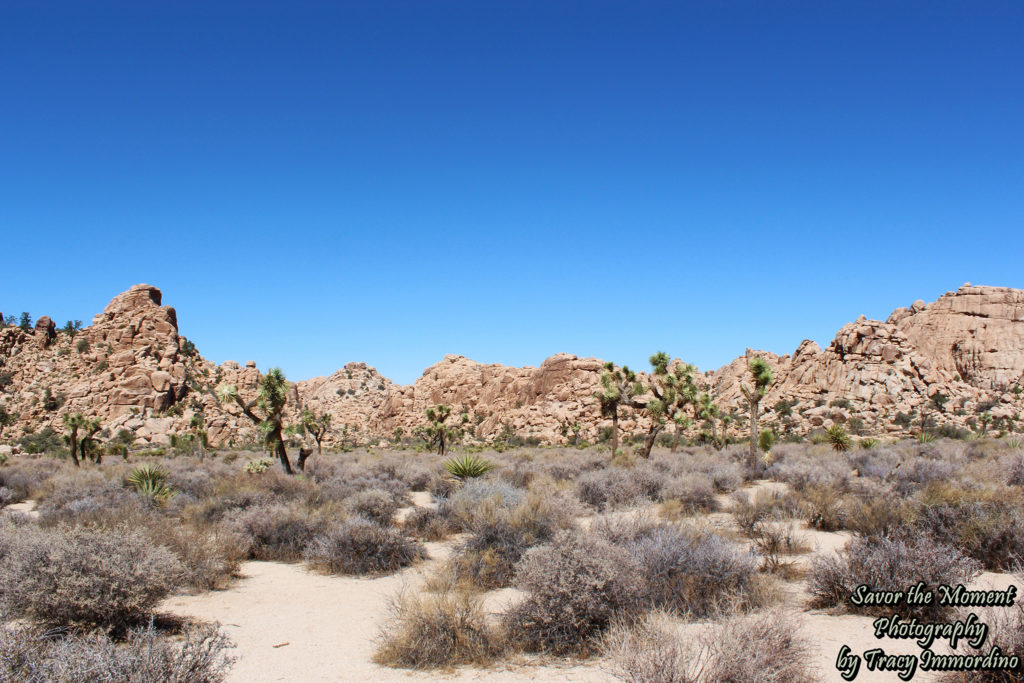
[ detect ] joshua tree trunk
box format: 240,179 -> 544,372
610,411 -> 619,456
68,432 -> 79,467
710,420 -> 720,451
269,425 -> 294,474
748,398 -> 759,468
670,422 -> 682,452
297,447 -> 312,471
641,424 -> 661,459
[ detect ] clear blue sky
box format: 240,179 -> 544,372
2,1 -> 1022,384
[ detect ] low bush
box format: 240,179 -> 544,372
799,483 -> 845,531
913,487 -> 1024,570
402,506 -> 448,541
447,490 -> 577,589
0,524 -> 181,631
37,473 -> 145,526
227,503 -> 326,562
698,610 -> 816,682
146,520 -> 244,592
659,474 -> 718,514
594,517 -> 769,617
303,518 -> 426,576
504,530 -> 642,655
938,571 -> 1024,682
604,609 -> 815,683
0,622 -> 235,682
343,488 -> 399,526
576,468 -> 651,510
373,589 -> 504,669
809,533 -> 980,620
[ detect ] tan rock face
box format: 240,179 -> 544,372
1,283 -> 1022,450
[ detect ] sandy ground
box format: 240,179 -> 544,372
157,484 -> 1018,683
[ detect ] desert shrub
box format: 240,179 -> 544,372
699,610 -> 816,683
892,457 -> 957,495
912,486 -> 1024,570
304,517 -> 426,576
594,517 -> 768,617
659,474 -> 717,513
227,503 -> 326,562
767,448 -> 850,491
799,483 -> 845,531
843,492 -> 910,539
0,524 -> 181,631
604,611 -> 698,683
1005,453 -> 1024,487
343,488 -> 398,526
504,530 -> 643,655
809,533 -> 980,620
437,479 -> 524,531
184,486 -> 273,525
730,488 -> 796,535
605,609 -> 814,683
373,589 -> 503,669
37,473 -> 145,526
939,571 -> 1024,682
146,520 -> 244,592
751,521 -> 811,575
447,490 -> 577,589
17,427 -> 62,454
576,467 -> 651,510
0,622 -> 235,682
0,459 -> 59,501
402,506 -> 448,541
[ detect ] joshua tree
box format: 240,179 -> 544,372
719,412 -> 733,446
63,413 -> 101,466
698,392 -> 721,449
18,312 -> 31,332
425,405 -> 461,456
632,352 -> 697,459
188,413 -> 208,459
299,408 -> 332,470
218,367 -> 294,474
594,361 -> 637,457
740,357 -> 774,467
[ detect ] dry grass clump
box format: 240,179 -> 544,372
604,609 -> 815,683
809,533 -> 980,620
373,589 -> 504,669
1004,453 -> 1024,487
0,622 -> 236,683
603,611 -> 698,683
303,517 -> 426,576
767,447 -> 851,492
226,502 -> 326,562
659,474 -> 718,514
750,521 -> 811,576
593,516 -> 771,618
0,524 -> 181,631
730,488 -> 797,535
841,490 -> 909,539
0,458 -> 59,502
798,483 -> 845,531
504,530 -> 643,655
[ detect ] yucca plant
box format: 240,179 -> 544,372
859,437 -> 879,450
126,465 -> 177,506
825,424 -> 851,452
443,454 -> 493,480
916,431 -> 937,444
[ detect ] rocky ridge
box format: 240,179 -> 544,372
0,283 -> 1021,451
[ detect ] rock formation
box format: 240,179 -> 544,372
0,283 -> 1021,452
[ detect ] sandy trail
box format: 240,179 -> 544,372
163,550 -> 611,682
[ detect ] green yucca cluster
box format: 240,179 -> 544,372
825,425 -> 851,452
126,465 -> 177,506
443,454 -> 493,480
